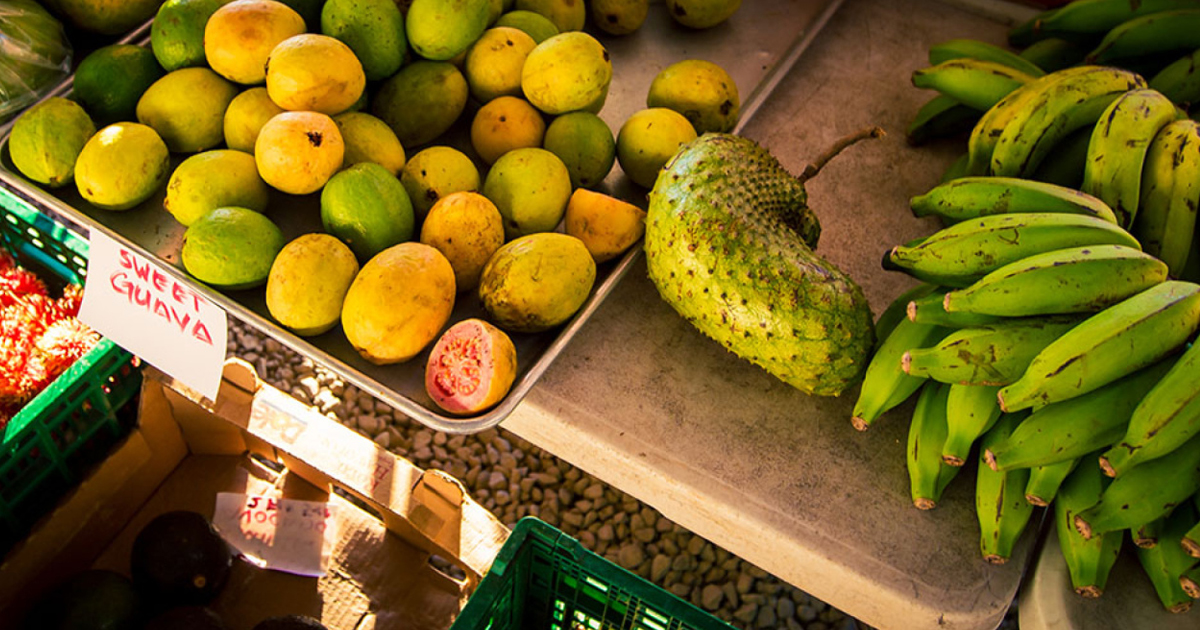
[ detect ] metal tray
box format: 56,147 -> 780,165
0,0 -> 844,434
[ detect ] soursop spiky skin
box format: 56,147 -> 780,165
644,133 -> 875,396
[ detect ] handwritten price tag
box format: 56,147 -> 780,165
77,231 -> 227,401
212,493 -> 338,577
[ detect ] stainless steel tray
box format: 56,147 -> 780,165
0,0 -> 844,434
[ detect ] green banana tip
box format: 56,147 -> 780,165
905,300 -> 919,322
881,248 -> 901,271
1075,586 -> 1103,599
851,416 -> 871,432
914,497 -> 937,510
983,449 -> 1000,472
983,553 -> 1009,565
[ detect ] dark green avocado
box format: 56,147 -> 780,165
644,133 -> 876,396
130,511 -> 233,610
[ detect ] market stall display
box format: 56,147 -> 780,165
7,0 -> 1200,629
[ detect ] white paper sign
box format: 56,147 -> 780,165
212,493 -> 338,577
77,230 -> 227,401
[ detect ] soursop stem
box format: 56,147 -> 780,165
798,126 -> 886,184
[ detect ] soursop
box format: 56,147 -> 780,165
644,133 -> 875,396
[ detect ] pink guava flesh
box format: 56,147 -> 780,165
426,321 -> 494,413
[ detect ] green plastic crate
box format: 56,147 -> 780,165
452,517 -> 738,630
0,186 -> 142,552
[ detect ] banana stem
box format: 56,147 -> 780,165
798,126 -> 887,184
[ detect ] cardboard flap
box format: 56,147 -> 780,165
158,359 -> 509,590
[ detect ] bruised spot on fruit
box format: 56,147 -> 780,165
426,189 -> 439,202
606,14 -> 618,23
603,49 -> 610,62
307,131 -> 323,147
720,100 -> 733,115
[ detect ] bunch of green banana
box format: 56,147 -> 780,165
1054,455 -> 1123,597
902,316 -> 1080,387
906,38 -> 1048,145
909,176 -> 1119,225
1132,119 -> 1200,276
976,412 -> 1037,564
990,66 -> 1145,178
883,212 -> 1140,288
941,244 -> 1167,318
996,280 -> 1200,412
1135,501 -> 1199,612
1073,430 -> 1200,539
1084,9 -> 1200,65
892,2 -> 1200,608
906,380 -> 962,509
985,358 -> 1178,471
911,59 -> 1035,111
1008,0 -> 1200,47
929,38 -> 1047,77
1080,88 -> 1181,228
1101,339 -> 1200,478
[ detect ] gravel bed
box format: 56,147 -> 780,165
227,319 -> 1017,630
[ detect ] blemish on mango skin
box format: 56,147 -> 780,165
306,131 -> 323,147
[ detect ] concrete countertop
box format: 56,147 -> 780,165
502,1 -> 1043,629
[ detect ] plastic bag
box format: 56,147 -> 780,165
0,0 -> 71,123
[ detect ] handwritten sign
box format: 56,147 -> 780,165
78,230 -> 226,401
212,493 -> 338,577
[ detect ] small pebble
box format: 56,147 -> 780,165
651,554 -> 670,583
755,604 -> 777,628
734,603 -> 759,624
618,544 -> 645,569
488,471 -> 507,489
777,597 -> 796,620
737,573 -> 754,594
700,584 -> 724,611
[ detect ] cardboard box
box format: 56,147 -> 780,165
0,359 -> 510,630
